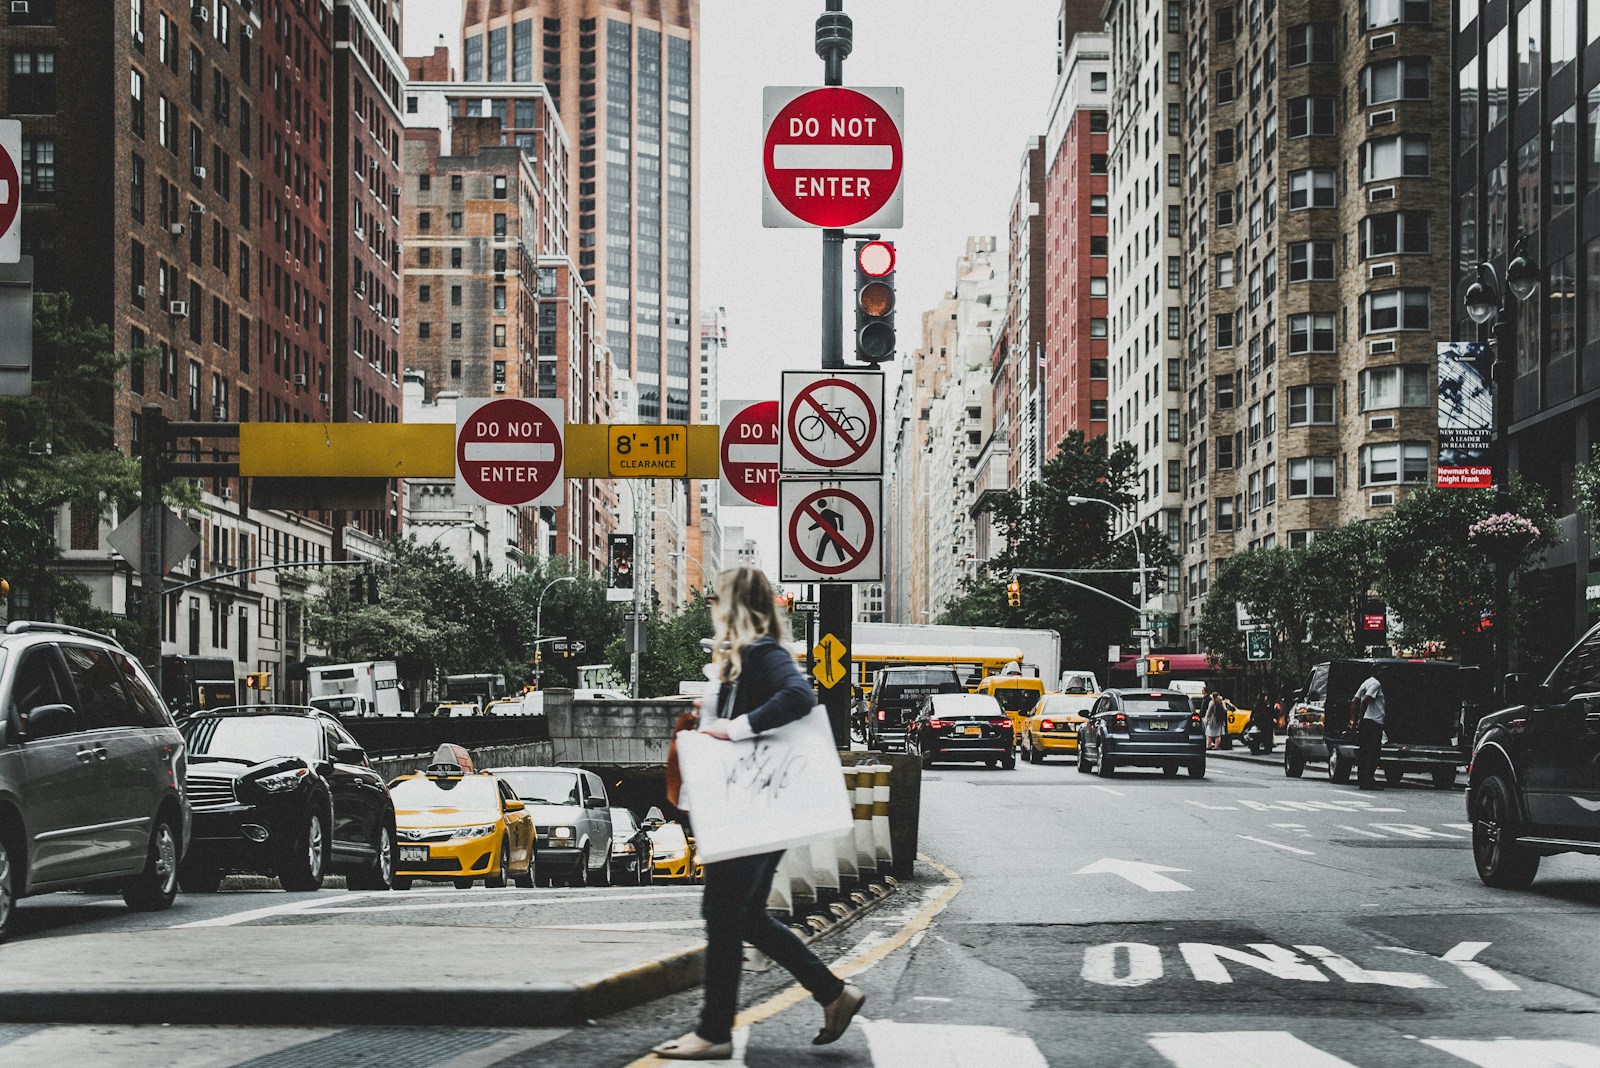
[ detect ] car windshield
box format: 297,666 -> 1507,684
991,688 -> 1040,712
183,716 -> 322,763
884,670 -> 960,688
390,775 -> 499,810
1122,697 -> 1192,715
312,696 -> 357,714
612,809 -> 638,834
496,769 -> 581,805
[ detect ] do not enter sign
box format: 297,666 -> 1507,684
455,397 -> 564,507
720,399 -> 780,507
763,86 -> 904,229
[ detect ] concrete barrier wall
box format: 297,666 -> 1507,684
547,692 -> 686,767
372,741 -> 554,782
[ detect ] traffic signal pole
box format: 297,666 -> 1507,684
815,1 -> 854,747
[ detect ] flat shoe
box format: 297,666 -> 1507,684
651,1036 -> 734,1061
813,983 -> 866,1045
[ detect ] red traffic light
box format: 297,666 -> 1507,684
857,240 -> 896,277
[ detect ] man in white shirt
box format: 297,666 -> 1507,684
1350,674 -> 1386,790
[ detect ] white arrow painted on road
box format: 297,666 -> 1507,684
1073,858 -> 1193,892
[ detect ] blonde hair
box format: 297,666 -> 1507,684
709,567 -> 787,680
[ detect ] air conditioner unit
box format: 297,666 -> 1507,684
135,284 -> 147,299
1368,108 -> 1396,127
9,1 -> 27,13
292,373 -> 308,386
493,383 -> 508,393
191,4 -> 209,23
1368,185 -> 1396,202
318,392 -> 329,403
167,300 -> 189,317
1369,339 -> 1396,355
221,486 -> 233,500
1368,415 -> 1396,431
193,166 -> 208,180
241,23 -> 253,39
133,29 -> 144,44
190,201 -> 206,215
1368,261 -> 1396,279
353,224 -> 365,239
1368,31 -> 1397,49
169,222 -> 185,236
1369,492 -> 1395,507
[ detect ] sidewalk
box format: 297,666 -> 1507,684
1211,744 -> 1282,768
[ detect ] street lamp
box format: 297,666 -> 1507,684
1067,495 -> 1151,687
534,575 -> 578,686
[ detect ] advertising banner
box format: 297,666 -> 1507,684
1436,342 -> 1494,489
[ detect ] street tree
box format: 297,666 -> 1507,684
611,588 -> 714,699
507,558 -> 624,689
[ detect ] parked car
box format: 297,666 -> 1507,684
0,622 -> 189,939
1467,625 -> 1600,888
489,766 -> 613,887
907,692 -> 1016,770
644,814 -> 701,883
1019,693 -> 1090,764
608,806 -> 655,885
179,706 -> 396,892
1283,659 -> 1463,787
867,666 -> 965,752
1076,689 -> 1205,778
389,746 -> 535,890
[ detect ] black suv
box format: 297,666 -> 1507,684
867,666 -> 964,752
179,706 -> 396,892
1468,625 -> 1600,888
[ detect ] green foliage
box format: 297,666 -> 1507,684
621,589 -> 714,699
936,432 -> 1180,670
507,557 -> 625,689
1573,443 -> 1600,532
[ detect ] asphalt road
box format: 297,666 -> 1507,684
7,751 -> 1600,1067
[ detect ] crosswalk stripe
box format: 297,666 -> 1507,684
857,1020 -> 1049,1068
1147,1030 -> 1360,1067
1422,1039 -> 1600,1067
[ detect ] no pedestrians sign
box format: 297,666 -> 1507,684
455,397 -> 564,507
779,479 -> 882,583
762,86 -> 903,229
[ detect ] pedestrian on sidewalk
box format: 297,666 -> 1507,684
1250,690 -> 1275,752
1205,691 -> 1228,750
1350,674 -> 1387,790
651,566 -> 865,1061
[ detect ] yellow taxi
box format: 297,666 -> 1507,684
975,673 -> 1047,743
389,744 -> 536,890
644,815 -> 702,883
1019,692 -> 1092,764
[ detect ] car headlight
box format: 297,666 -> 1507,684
655,846 -> 686,861
445,824 -> 497,839
256,767 -> 311,793
548,826 -> 574,841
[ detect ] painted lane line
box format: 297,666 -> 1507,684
1368,823 -> 1466,840
859,1021 -> 1050,1067
1148,1030 -> 1359,1067
912,996 -> 953,1003
1269,823 -> 1315,838
1443,822 -> 1475,831
1185,799 -> 1238,811
1335,824 -> 1388,838
1235,834 -> 1315,855
170,891 -> 383,928
303,891 -> 702,915
1421,1038 -> 1600,1067
1438,941 -> 1521,991
1074,857 -> 1193,892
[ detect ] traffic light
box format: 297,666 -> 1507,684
1007,580 -> 1021,607
1144,656 -> 1170,676
243,671 -> 270,690
608,534 -> 634,591
854,240 -> 896,364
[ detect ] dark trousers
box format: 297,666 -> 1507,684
1358,718 -> 1383,786
697,850 -> 845,1045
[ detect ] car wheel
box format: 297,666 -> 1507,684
277,810 -> 328,892
919,743 -> 934,770
392,876 -> 412,891
346,824 -> 395,892
1472,774 -> 1540,889
592,845 -> 612,887
453,877 -> 475,889
1001,755 -> 1017,770
1028,739 -> 1044,764
1188,760 -> 1206,779
178,862 -> 223,894
485,840 -> 511,888
0,836 -> 13,943
567,847 -> 591,888
640,855 -> 655,885
1162,763 -> 1179,778
1096,750 -> 1116,778
985,758 -> 997,769
1327,747 -> 1352,784
1284,746 -> 1306,778
1384,764 -> 1405,786
514,848 -> 536,888
123,814 -> 180,912
1076,744 -> 1090,773
1432,767 -> 1457,790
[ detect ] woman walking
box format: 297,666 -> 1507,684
652,566 -> 865,1061
1205,691 -> 1228,750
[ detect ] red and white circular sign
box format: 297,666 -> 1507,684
455,398 -> 564,507
720,400 -> 780,507
763,87 -> 903,229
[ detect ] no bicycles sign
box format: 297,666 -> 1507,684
779,370 -> 884,476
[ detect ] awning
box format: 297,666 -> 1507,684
1111,653 -> 1218,674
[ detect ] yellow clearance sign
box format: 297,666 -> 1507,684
607,425 -> 687,477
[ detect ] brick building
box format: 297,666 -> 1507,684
996,136 -> 1047,490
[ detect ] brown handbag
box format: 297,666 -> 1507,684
664,709 -> 699,808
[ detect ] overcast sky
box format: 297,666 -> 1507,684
404,0 -> 1063,577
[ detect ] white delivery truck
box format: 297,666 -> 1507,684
852,622 -> 1061,688
306,660 -> 404,718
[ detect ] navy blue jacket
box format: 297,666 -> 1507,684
721,636 -> 814,735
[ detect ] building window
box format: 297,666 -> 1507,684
450,286 -> 462,306
1360,211 -> 1430,257
1216,190 -> 1236,226
418,322 -> 431,338
1090,277 -> 1108,297
1168,309 -> 1181,339
1361,442 -> 1430,485
1090,318 -> 1108,338
1361,135 -> 1431,181
1287,96 -> 1335,137
1288,168 -> 1336,209
1090,399 -> 1108,420
1360,288 -> 1430,333
494,213 -> 507,239
1168,255 -> 1181,287
1359,364 -> 1431,409
449,212 -> 463,229
1168,410 -> 1181,442
1362,57 -> 1431,106
1249,470 -> 1262,512
1216,436 -> 1235,470
1287,23 -> 1335,65
1090,153 -> 1107,174
1089,110 -> 1109,132
1090,71 -> 1108,92
450,322 -> 462,339
1091,235 -> 1108,256
1248,401 -> 1263,444
450,247 -> 463,269
130,68 -> 146,137
1288,385 -> 1336,425
1361,0 -> 1431,30
1216,252 -> 1236,288
1216,128 -> 1236,166
493,175 -> 508,199
1288,241 -> 1336,281
1262,463 -> 1277,507
9,50 -> 56,113
1217,312 -> 1236,348
1090,194 -> 1107,215
1288,457 -> 1336,497
1216,373 -> 1237,409
1217,497 -> 1236,531
493,323 -> 506,348
1216,69 -> 1235,104
1287,312 -> 1336,353
19,137 -> 53,199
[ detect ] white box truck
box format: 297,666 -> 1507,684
307,660 -> 404,718
852,622 -> 1061,688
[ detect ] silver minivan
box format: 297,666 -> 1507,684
488,766 -> 613,887
0,622 -> 190,939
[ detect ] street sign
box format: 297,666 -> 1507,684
1130,629 -> 1156,638
106,505 -> 202,572
812,632 -> 847,689
795,600 -> 820,613
1107,644 -> 1121,663
720,399 -> 780,507
779,478 -> 882,583
608,424 -> 687,477
1245,629 -> 1272,662
0,120 -> 21,264
454,397 -> 563,507
780,370 -> 884,475
762,86 -> 904,229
